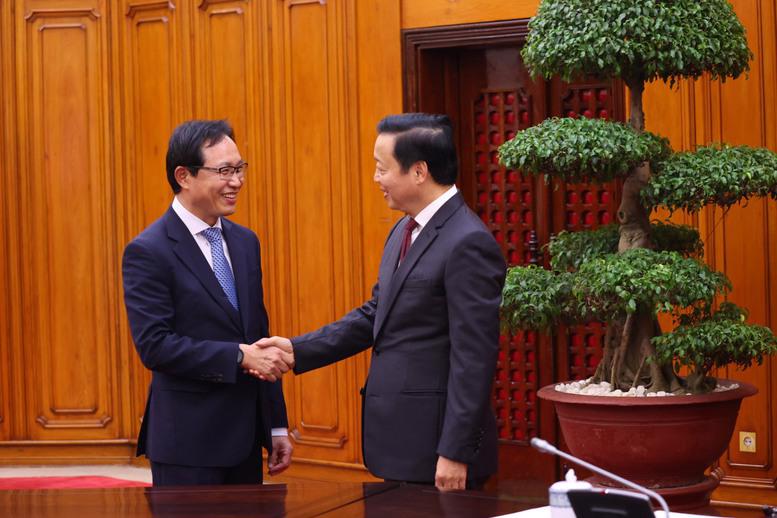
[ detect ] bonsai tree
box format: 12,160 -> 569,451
499,0 -> 777,394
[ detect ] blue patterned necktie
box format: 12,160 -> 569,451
201,227 -> 239,310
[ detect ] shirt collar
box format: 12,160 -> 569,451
413,185 -> 458,230
172,196 -> 223,236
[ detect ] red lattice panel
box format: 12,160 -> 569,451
566,322 -> 607,380
561,85 -> 613,120
473,89 -> 536,265
556,83 -> 621,380
474,89 -> 540,443
493,331 -> 540,442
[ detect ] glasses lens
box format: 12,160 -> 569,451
214,163 -> 247,179
218,166 -> 236,178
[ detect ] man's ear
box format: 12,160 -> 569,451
174,166 -> 190,191
413,161 -> 430,184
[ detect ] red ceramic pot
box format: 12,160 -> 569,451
538,380 -> 756,510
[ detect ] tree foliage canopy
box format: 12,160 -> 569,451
548,221 -> 703,272
653,303 -> 777,379
522,0 -> 752,85
643,145 -> 777,212
501,249 -> 729,330
498,117 -> 670,183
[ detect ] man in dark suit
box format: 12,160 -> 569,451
122,119 -> 294,486
258,113 -> 506,491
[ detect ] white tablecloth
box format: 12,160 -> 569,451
493,506 -> 727,518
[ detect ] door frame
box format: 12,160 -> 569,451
402,19 -> 531,111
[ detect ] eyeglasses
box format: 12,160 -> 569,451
186,162 -> 248,180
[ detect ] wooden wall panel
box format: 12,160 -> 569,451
194,0 -> 257,230
267,0 -> 368,472
0,0 -> 389,472
122,0 -> 190,229
14,1 -> 118,439
286,0 -> 341,446
400,0 -> 540,29
0,0 -> 14,443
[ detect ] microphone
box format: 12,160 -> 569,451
531,437 -> 671,517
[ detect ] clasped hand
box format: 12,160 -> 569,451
239,336 -> 295,382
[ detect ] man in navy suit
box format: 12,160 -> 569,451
122,120 -> 293,486
258,114 -> 506,491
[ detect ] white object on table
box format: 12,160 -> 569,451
492,506 -> 729,518
548,469 -> 592,518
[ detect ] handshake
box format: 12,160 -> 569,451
239,336 -> 295,382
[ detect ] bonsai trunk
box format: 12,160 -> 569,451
591,77 -> 683,393
594,305 -> 682,393
685,369 -> 717,394
619,76 -> 652,252
627,77 -> 645,132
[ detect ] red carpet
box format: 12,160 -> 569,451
0,476 -> 150,489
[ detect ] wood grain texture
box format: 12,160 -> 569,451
401,0 -> 540,29
13,0 -> 120,440
0,0 -> 15,443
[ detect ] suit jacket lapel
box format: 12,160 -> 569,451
373,194 -> 466,340
221,220 -> 250,338
166,209 -> 242,331
374,220 -> 404,336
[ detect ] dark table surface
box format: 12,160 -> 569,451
0,480 -> 537,518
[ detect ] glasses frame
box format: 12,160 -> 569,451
185,162 -> 248,180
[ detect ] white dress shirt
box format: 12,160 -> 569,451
411,185 -> 458,243
172,197 -> 233,270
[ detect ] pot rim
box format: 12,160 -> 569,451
537,379 -> 758,407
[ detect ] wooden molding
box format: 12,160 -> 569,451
402,19 -> 531,111
36,415 -> 113,429
290,428 -> 348,449
198,0 -> 246,10
135,16 -> 169,25
25,8 -> 101,22
288,0 -> 327,6
38,23 -> 86,31
207,8 -> 244,16
0,441 -> 136,465
50,407 -> 99,415
1,439 -> 133,446
299,420 -> 338,432
126,2 -> 175,17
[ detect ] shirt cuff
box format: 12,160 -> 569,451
271,427 -> 288,437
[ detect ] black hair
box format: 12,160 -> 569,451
376,113 -> 458,185
165,119 -> 235,193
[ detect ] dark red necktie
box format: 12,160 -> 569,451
398,218 -> 419,263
